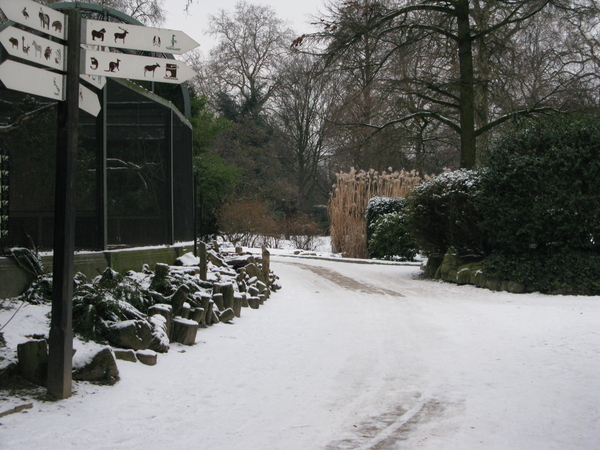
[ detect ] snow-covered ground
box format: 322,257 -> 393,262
1,247 -> 599,449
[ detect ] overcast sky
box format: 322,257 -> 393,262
161,0 -> 327,54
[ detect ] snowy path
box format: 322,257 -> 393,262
2,256 -> 599,449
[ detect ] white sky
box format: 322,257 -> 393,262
161,0 -> 327,54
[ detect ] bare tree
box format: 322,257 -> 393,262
206,1 -> 295,119
272,54 -> 337,211
296,0 -> 600,169
67,0 -> 166,26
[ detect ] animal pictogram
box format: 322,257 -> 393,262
22,7 -> 29,20
91,28 -> 106,41
90,57 -> 99,70
105,59 -> 121,72
144,63 -> 161,77
9,37 -> 18,49
44,46 -> 52,60
114,27 -> 129,44
52,21 -> 62,33
39,8 -> 50,30
31,41 -> 42,58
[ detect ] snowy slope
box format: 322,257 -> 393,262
1,255 -> 599,449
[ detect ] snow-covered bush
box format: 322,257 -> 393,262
365,197 -> 405,241
365,197 -> 417,260
368,211 -> 418,261
405,169 -> 485,255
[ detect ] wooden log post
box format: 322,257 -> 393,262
248,297 -> 260,309
189,307 -> 206,327
261,245 -> 270,286
198,241 -> 207,281
212,293 -> 224,311
171,318 -> 199,345
148,304 -> 173,337
233,294 -> 243,318
47,8 -> 81,400
169,285 -> 190,317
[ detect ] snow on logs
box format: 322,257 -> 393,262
105,243 -> 279,360
12,244 -> 280,386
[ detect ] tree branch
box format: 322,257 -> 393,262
0,103 -> 56,134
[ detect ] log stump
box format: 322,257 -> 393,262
212,293 -> 224,311
248,296 -> 260,309
17,339 -> 48,387
171,318 -> 199,345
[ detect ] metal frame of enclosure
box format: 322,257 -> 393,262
0,3 -> 194,251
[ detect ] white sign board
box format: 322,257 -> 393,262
80,73 -> 107,90
0,60 -> 101,117
82,49 -> 196,84
78,83 -> 101,117
82,19 -> 199,54
0,0 -> 66,40
0,27 -> 66,71
0,59 -> 63,101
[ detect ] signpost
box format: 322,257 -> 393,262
0,0 -> 66,40
0,0 -> 198,400
0,60 -> 101,116
82,19 -> 199,54
82,48 -> 196,84
0,59 -> 64,101
0,27 -> 66,71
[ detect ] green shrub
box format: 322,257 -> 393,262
365,197 -> 405,242
483,250 -> 600,295
405,169 -> 485,255
479,114 -> 600,255
368,211 -> 418,261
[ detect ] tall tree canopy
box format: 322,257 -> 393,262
296,0 -> 600,168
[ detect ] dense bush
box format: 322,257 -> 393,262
365,197 -> 405,241
405,113 -> 600,294
368,211 -> 418,261
365,197 -> 417,260
479,114 -> 600,255
483,250 -> 600,295
404,169 -> 485,255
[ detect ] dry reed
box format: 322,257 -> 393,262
327,168 -> 423,258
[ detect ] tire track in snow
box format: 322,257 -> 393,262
281,262 -> 404,297
325,397 -> 446,450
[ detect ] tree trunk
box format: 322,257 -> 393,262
456,0 -> 477,169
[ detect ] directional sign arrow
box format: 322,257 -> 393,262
78,83 -> 101,117
0,59 -> 63,101
82,49 -> 196,84
0,0 -> 66,40
0,26 -> 66,71
82,19 -> 199,54
80,73 -> 107,90
0,60 -> 101,117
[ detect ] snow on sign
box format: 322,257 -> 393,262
0,0 -> 66,40
0,27 -> 66,71
82,49 -> 196,84
0,60 -> 101,117
81,19 -> 199,55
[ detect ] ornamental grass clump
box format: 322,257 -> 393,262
328,168 -> 422,258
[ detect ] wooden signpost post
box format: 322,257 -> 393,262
0,1 -> 198,399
